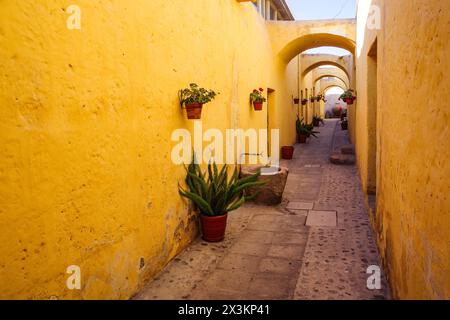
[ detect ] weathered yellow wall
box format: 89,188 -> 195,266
0,0 -> 300,299
356,0 -> 450,299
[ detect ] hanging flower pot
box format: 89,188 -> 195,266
345,98 -> 355,105
293,98 -> 300,104
200,214 -> 228,242
281,146 -> 294,160
253,101 -> 263,111
301,99 -> 308,106
185,103 -> 203,119
250,88 -> 266,112
339,89 -> 356,106
310,97 -> 315,103
179,83 -> 218,120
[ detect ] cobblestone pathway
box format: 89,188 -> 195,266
134,119 -> 390,300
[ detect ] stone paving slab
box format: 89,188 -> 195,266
306,210 -> 337,227
287,201 -> 314,210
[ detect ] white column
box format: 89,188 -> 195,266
265,0 -> 271,20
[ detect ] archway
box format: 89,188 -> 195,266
278,33 -> 356,62
301,54 -> 352,80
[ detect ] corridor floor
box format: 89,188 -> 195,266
134,119 -> 390,300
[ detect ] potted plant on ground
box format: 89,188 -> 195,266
179,83 -> 218,119
296,117 -> 319,143
179,160 -> 263,242
339,89 -> 356,105
341,119 -> 348,130
250,88 -> 266,111
313,115 -> 324,127
281,146 -> 294,160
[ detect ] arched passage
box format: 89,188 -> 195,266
301,54 -> 352,80
323,84 -> 347,93
314,75 -> 349,89
319,76 -> 348,93
303,61 -> 350,79
279,33 -> 356,62
312,67 -> 350,88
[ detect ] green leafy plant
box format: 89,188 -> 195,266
179,83 -> 218,105
339,89 -> 356,101
250,88 -> 267,103
296,117 -> 319,138
313,115 -> 323,122
178,159 -> 265,217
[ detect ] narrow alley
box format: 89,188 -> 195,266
135,120 -> 390,300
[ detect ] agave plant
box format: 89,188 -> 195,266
296,117 -> 319,138
178,160 -> 264,217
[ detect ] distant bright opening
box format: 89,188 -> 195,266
325,86 -> 345,95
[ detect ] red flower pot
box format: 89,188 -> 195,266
298,134 -> 307,144
185,103 -> 203,119
200,214 -> 228,242
253,102 -> 263,111
345,98 -> 354,105
281,146 -> 294,160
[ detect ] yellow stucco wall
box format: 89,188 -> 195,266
356,0 -> 450,299
0,0 -> 302,299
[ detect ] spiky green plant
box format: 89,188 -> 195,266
296,117 -> 319,138
178,160 -> 265,217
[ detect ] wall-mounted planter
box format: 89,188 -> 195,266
345,98 -> 355,105
293,98 -> 300,104
301,99 -> 308,106
185,103 -> 203,119
253,102 -> 263,111
281,146 -> 294,160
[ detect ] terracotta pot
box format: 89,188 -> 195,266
281,146 -> 294,160
313,118 -> 320,127
316,97 -> 321,102
341,122 -> 348,130
185,103 -> 203,119
310,98 -> 315,103
345,98 -> 354,105
200,214 -> 228,242
293,98 -> 300,104
298,134 -> 307,144
253,102 -> 263,111
301,100 -> 307,106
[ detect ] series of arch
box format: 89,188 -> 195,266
268,19 -> 356,111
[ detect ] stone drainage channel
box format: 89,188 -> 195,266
134,119 -> 391,300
